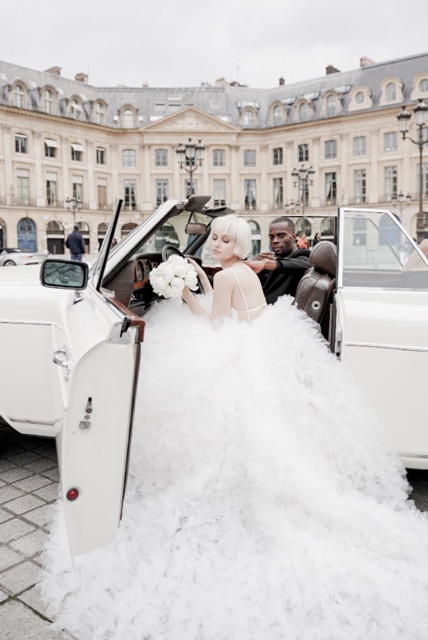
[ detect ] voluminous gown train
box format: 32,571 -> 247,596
41,295 -> 428,640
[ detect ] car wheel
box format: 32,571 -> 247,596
3,260 -> 16,266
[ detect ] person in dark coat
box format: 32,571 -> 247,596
65,224 -> 85,261
246,216 -> 310,304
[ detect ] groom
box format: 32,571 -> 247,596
246,216 -> 310,304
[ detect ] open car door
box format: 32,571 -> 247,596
333,208 -> 428,469
53,200 -> 145,556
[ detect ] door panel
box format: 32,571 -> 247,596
57,335 -> 140,556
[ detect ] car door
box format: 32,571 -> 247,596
333,207 -> 428,469
56,201 -> 145,556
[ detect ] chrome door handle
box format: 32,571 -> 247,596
53,349 -> 71,381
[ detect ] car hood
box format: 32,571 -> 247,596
0,264 -> 41,286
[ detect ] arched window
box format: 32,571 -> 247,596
295,217 -> 312,237
326,95 -> 336,116
273,105 -> 282,126
320,217 -> 335,239
14,84 -> 25,108
98,222 -> 109,250
123,109 -> 135,128
121,222 -> 138,238
418,78 -> 428,93
0,218 -> 6,247
75,220 -> 90,253
70,99 -> 83,120
46,220 -> 64,255
242,110 -> 255,127
17,217 -> 37,251
385,82 -> 396,102
299,103 -> 309,122
94,102 -> 105,125
44,89 -> 54,114
248,220 -> 261,257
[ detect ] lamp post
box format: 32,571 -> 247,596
391,190 -> 412,218
291,164 -> 315,234
176,138 -> 205,196
65,196 -> 82,225
397,99 -> 428,239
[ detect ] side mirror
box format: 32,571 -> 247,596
40,259 -> 89,290
185,222 -> 208,235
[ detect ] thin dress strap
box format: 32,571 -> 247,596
230,268 -> 251,322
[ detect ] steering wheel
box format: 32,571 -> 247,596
161,244 -> 203,293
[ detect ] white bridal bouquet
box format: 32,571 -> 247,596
149,254 -> 198,299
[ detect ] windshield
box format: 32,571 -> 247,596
340,209 -> 428,289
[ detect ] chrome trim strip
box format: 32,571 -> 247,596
397,450 -> 428,459
345,342 -> 428,353
9,416 -> 60,426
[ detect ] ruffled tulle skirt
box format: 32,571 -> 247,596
40,296 -> 428,639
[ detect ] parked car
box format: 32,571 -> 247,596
0,247 -> 48,266
0,195 -> 427,557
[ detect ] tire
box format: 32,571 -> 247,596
3,260 -> 16,266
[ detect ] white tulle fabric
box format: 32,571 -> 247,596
40,296 -> 428,640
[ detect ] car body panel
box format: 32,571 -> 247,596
335,207 -> 428,469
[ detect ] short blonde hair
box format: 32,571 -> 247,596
210,214 -> 251,259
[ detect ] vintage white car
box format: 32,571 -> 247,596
0,196 -> 427,557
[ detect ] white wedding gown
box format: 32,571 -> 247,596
41,295 -> 428,640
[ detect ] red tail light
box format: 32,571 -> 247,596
66,488 -> 79,501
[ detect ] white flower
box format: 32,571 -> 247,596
149,255 -> 198,299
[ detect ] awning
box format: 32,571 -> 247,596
45,138 -> 59,148
71,143 -> 85,152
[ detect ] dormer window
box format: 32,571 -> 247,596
242,110 -> 255,127
95,102 -> 106,125
44,89 -> 54,114
385,82 -> 397,102
70,99 -> 83,120
326,95 -> 336,116
123,109 -> 135,128
419,78 -> 428,93
14,84 -> 25,108
299,103 -> 309,121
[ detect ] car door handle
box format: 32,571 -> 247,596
53,349 -> 72,380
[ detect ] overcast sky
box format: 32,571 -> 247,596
2,0 -> 427,89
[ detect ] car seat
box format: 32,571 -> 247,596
294,240 -> 337,339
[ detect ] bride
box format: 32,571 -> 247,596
41,215 -> 428,640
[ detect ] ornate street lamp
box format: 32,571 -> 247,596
397,99 -> 428,238
176,138 -> 205,196
391,190 -> 412,218
291,164 -> 315,234
65,196 -> 82,225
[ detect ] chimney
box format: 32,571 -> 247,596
279,77 -> 285,86
45,66 -> 61,76
326,64 -> 340,75
75,72 -> 88,83
360,56 -> 375,68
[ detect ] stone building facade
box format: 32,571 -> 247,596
0,52 -> 427,254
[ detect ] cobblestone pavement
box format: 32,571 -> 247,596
1,421 -> 428,640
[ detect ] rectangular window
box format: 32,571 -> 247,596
71,144 -> 83,161
72,182 -> 83,204
325,139 -> 337,159
417,163 -> 428,198
17,172 -> 30,206
96,148 -> 106,165
15,135 -> 27,154
243,149 -> 256,167
384,166 -> 398,200
213,179 -> 226,206
44,139 -> 58,158
298,144 -> 309,163
244,179 -> 257,210
353,136 -> 366,156
212,149 -> 225,167
354,169 -> 366,203
384,132 -> 398,152
273,147 -> 283,166
122,149 -> 136,167
97,184 -> 107,209
155,149 -> 168,166
325,172 -> 337,204
46,180 -> 57,206
273,178 -> 283,209
156,179 -> 169,206
124,179 -> 137,210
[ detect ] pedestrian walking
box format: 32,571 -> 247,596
65,224 -> 85,261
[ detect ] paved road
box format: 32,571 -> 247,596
1,422 -> 427,639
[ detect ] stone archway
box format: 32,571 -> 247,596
46,220 -> 65,255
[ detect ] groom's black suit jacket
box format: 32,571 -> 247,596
258,249 -> 311,305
